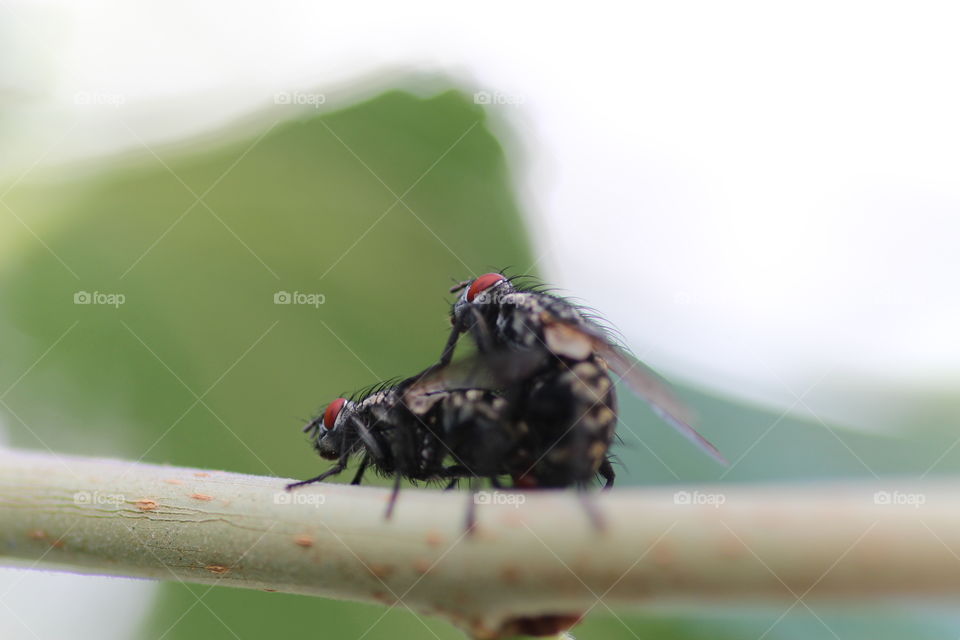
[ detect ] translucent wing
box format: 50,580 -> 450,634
542,315 -> 727,465
595,343 -> 726,464
401,349 -> 547,403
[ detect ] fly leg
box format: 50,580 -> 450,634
598,458 -> 615,489
577,488 -> 606,532
465,477 -> 480,536
350,456 -> 370,485
384,474 -> 402,520
411,323 -> 465,389
437,324 -> 462,367
441,464 -> 473,490
291,418 -> 360,490
286,461 -> 347,490
350,417 -> 384,460
466,306 -> 497,354
427,309 -> 491,382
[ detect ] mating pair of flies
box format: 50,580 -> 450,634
286,273 -> 725,528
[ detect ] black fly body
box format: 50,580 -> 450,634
507,352 -> 618,491
286,353 -> 543,527
441,272 -> 726,472
288,272 -> 724,531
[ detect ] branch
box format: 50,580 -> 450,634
0,450 -> 956,638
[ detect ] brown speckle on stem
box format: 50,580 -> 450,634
294,534 -> 314,548
718,535 -> 745,558
368,563 -> 395,579
189,493 -> 214,501
412,557 -> 433,574
26,529 -> 63,548
204,564 -> 229,575
135,499 -> 159,511
500,565 -> 522,584
424,530 -> 445,548
653,541 -> 674,566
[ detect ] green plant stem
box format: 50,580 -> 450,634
0,449 -> 957,638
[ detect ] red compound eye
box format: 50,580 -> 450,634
323,398 -> 347,430
466,273 -> 506,302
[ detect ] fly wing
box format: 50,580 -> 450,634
594,342 -> 726,464
401,349 -> 547,404
541,314 -> 727,465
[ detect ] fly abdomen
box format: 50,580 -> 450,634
513,355 -> 617,488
